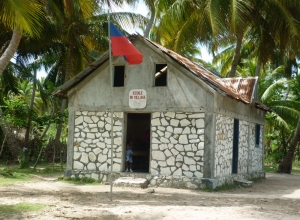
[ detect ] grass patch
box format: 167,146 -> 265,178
0,162 -> 64,186
264,165 -> 277,173
291,168 -> 300,174
0,168 -> 33,186
201,183 -> 239,192
264,165 -> 300,174
57,176 -> 102,185
250,177 -> 264,183
0,202 -> 45,215
291,162 -> 300,174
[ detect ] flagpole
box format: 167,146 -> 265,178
108,10 -> 114,202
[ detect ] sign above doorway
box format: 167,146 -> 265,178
129,89 -> 147,109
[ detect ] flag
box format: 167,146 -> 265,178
109,22 -> 143,65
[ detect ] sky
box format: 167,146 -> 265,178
37,2 -> 212,79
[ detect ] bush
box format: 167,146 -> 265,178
18,149 -> 30,169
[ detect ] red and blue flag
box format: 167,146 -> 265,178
109,22 -> 143,65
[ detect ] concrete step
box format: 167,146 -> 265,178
114,177 -> 148,188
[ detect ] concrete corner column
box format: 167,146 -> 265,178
66,109 -> 75,171
203,112 -> 216,178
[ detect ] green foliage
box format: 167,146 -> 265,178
260,65 -> 300,168
0,168 -> 14,177
264,125 -> 293,164
0,202 -> 45,215
18,149 -> 30,169
1,98 -> 29,128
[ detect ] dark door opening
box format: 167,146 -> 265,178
126,113 -> 151,173
232,119 -> 239,174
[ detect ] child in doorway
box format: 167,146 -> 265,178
125,143 -> 133,172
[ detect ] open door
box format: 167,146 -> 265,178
232,119 -> 239,174
126,113 -> 151,173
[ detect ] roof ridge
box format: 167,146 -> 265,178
138,35 -> 256,104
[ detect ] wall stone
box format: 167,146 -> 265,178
249,123 -> 263,171
214,114 -> 264,177
73,111 -> 123,172
68,111 -> 265,189
238,120 -> 249,174
150,112 -> 205,178
214,114 -> 234,177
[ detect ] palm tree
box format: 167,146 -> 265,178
277,75 -> 300,173
44,0 -> 148,142
0,62 -> 22,159
0,0 -> 45,75
151,0 -> 254,70
151,0 -> 300,79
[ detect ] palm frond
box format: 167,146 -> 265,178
260,79 -> 291,103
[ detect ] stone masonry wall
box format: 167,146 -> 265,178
73,111 -> 123,176
150,112 -> 205,179
214,114 -> 234,177
68,111 -> 264,189
249,123 -> 263,172
214,114 -> 265,185
238,120 -> 249,174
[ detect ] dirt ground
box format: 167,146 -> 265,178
0,173 -> 300,220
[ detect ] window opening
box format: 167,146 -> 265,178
232,119 -> 239,174
113,66 -> 125,87
155,64 -> 167,86
255,124 -> 260,147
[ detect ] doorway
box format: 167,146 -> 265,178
232,119 -> 239,174
126,113 -> 151,173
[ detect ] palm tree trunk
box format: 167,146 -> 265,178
25,57 -> 37,142
0,110 -> 22,159
0,130 -> 8,157
283,84 -> 290,100
144,6 -> 155,38
0,27 -> 22,75
55,99 -> 67,141
54,45 -> 73,142
277,118 -> 300,173
254,52 -> 262,100
33,122 -> 51,170
229,32 -> 244,77
255,52 -> 262,77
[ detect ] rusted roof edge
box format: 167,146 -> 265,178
140,36 -> 251,105
252,101 -> 272,112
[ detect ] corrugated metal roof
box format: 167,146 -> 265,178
216,77 -> 257,103
142,36 -> 257,105
52,34 -> 270,111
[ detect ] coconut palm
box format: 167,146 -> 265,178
152,0 -> 253,70
0,64 -> 23,159
0,0 -> 45,75
277,75 -> 300,173
38,0 -> 147,141
151,0 -> 300,79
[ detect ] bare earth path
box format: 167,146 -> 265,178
1,173 -> 300,220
